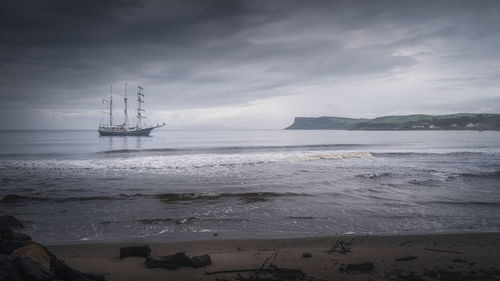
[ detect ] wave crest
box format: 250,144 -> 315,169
155,192 -> 309,204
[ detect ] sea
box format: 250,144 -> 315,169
1,129 -> 499,243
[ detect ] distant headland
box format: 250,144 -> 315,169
284,113 -> 500,130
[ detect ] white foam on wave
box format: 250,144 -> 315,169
0,150 -> 373,176
303,152 -> 373,160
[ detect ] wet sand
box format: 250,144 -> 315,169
48,233 -> 500,281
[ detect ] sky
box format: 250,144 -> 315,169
0,0 -> 499,129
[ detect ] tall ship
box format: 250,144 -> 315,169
98,84 -> 165,136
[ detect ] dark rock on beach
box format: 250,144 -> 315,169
0,227 -> 31,242
146,252 -> 193,270
0,227 -> 13,239
0,216 -> 24,228
145,252 -> 212,270
119,245 -> 151,258
11,255 -> 55,281
0,240 -> 26,255
12,243 -> 51,269
0,254 -> 23,281
191,254 -> 211,268
145,252 -> 214,270
0,216 -> 107,281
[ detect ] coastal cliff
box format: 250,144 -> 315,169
285,113 -> 500,130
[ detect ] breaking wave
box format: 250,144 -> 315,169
96,144 -> 372,155
1,194 -> 123,204
459,170 -> 500,179
138,217 -> 249,225
419,200 -> 500,207
155,192 -> 310,204
356,172 -> 393,179
303,152 -> 372,160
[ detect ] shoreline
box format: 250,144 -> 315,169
40,229 -> 500,246
48,232 -> 500,281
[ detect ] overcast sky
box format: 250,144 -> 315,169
1,0 -> 499,129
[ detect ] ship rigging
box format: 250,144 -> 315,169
98,84 -> 165,136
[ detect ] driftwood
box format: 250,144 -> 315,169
206,249 -> 325,281
395,255 -> 418,262
327,238 -> 356,254
261,249 -> 279,269
424,248 -> 463,254
119,245 -> 151,258
339,262 -> 374,273
206,269 -> 259,275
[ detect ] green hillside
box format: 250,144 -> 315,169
285,113 -> 500,130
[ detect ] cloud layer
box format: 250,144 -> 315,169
1,0 -> 499,129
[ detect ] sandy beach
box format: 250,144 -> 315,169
47,233 -> 500,281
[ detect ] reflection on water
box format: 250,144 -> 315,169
101,135 -> 147,151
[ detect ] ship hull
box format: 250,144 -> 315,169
98,127 -> 155,136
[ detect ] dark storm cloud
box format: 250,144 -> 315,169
0,0 -> 499,128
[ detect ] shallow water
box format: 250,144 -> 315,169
1,129 -> 499,242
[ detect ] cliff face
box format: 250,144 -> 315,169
285,117 -> 366,130
284,114 -> 500,130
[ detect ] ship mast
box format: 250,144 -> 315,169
136,86 -> 145,129
102,85 -> 113,126
124,82 -> 128,127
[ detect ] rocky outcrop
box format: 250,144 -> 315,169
0,216 -> 106,281
0,216 -> 24,228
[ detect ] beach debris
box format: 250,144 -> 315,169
12,243 -> 51,269
339,262 -> 374,273
231,265 -> 327,281
145,252 -> 212,270
241,265 -> 306,281
424,248 -> 463,254
453,258 -> 476,266
395,255 -> 418,262
0,216 -> 24,228
385,269 -> 425,281
192,254 -> 211,268
206,269 -> 258,275
119,245 -> 151,258
261,249 -> 279,269
146,253 -> 192,269
207,249 -> 324,281
302,252 -> 312,258
327,239 -> 353,254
